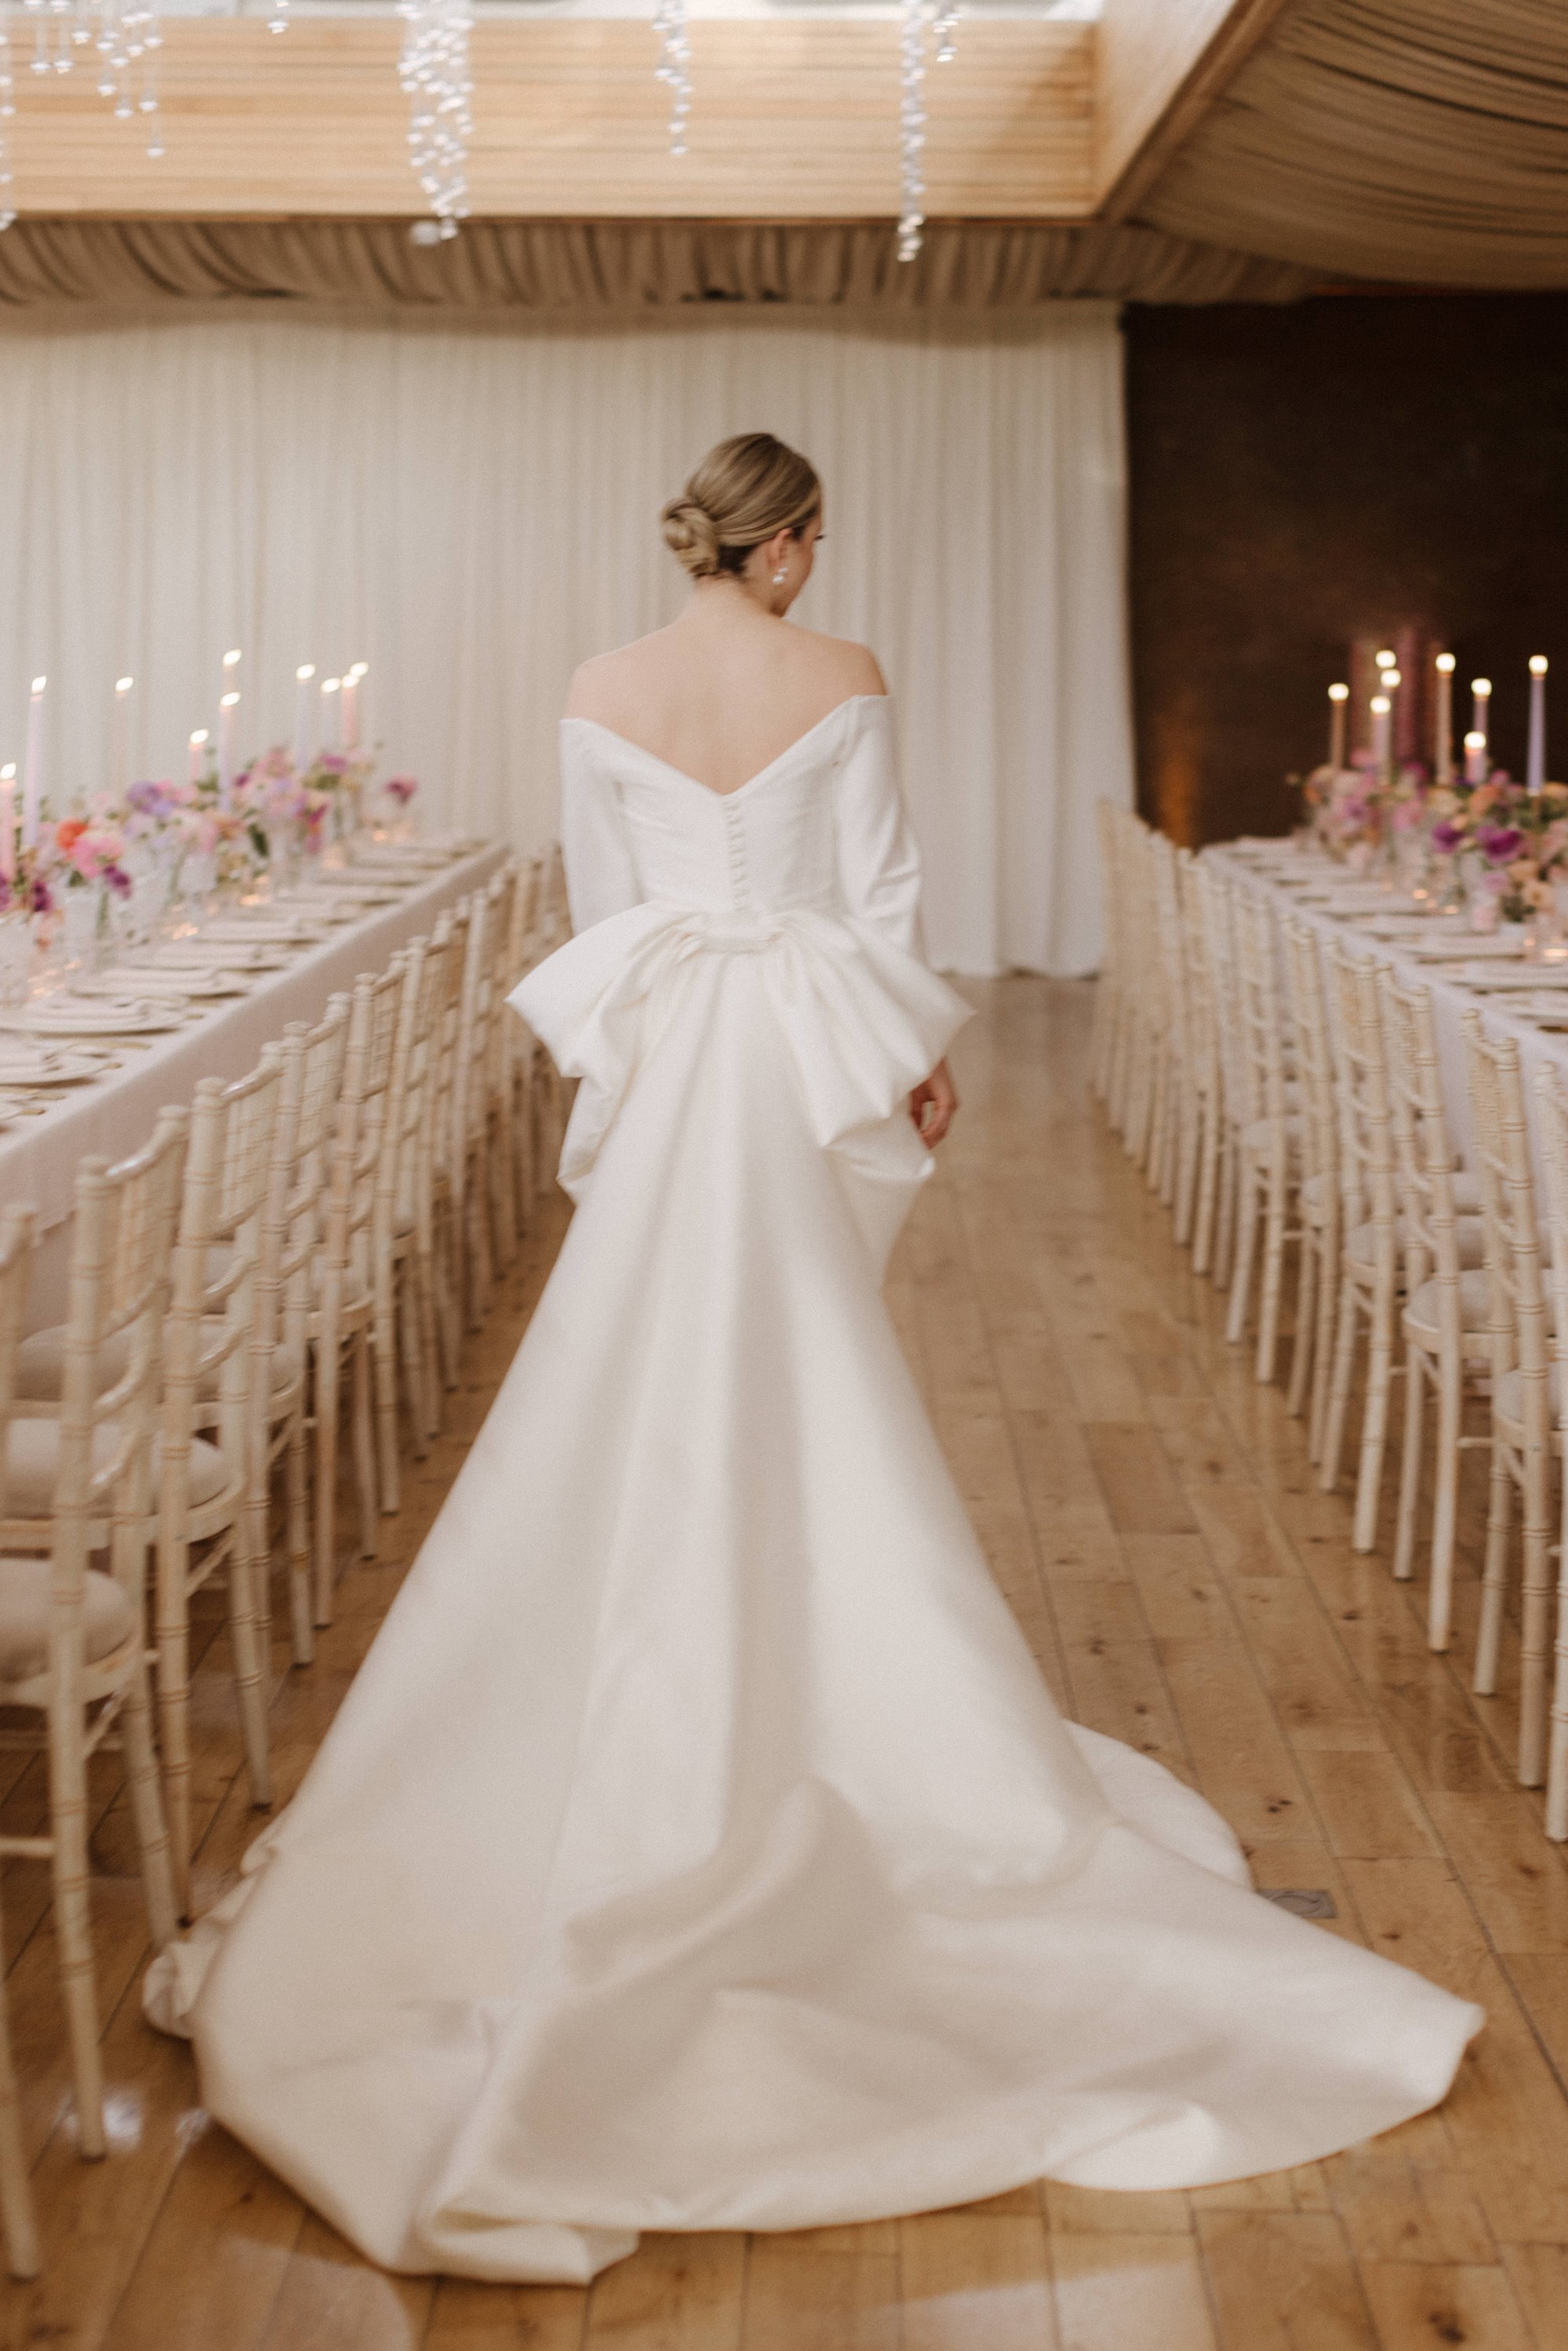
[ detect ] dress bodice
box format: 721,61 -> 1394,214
557,696 -> 926,959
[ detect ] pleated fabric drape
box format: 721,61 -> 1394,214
0,299 -> 1131,976
0,218 -> 1314,311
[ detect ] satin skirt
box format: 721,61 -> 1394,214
145,934 -> 1483,2284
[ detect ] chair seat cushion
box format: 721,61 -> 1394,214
1495,1364 -> 1568,1435
2,1422 -> 233,1519
16,1323 -> 300,1406
1242,1115 -> 1302,1155
0,1557 -> 135,1681
1403,1271 -> 1494,1352
1346,1217 -> 1486,1274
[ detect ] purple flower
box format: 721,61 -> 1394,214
1480,826 -> 1525,865
30,876 -> 53,916
1431,819 -> 1464,853
384,775 -> 418,805
103,863 -> 132,899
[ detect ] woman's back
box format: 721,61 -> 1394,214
564,484 -> 881,796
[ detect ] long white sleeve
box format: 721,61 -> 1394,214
831,697 -> 928,962
559,722 -> 643,933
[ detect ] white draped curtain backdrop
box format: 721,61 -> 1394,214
0,299 -> 1131,975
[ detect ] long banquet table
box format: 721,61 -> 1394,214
1208,836 -> 1568,1168
2,838 -> 510,1322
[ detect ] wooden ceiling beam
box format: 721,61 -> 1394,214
1,16 -> 1094,223
1093,0 -> 1298,219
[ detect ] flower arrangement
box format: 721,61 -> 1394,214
0,841 -> 57,918
1301,754 -> 1429,866
52,810 -> 132,896
1427,775 -> 1568,923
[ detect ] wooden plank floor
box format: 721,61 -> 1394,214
5,972 -> 1568,2349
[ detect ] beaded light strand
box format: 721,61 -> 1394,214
400,0 -> 474,242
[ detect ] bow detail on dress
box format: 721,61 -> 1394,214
510,901 -> 971,1208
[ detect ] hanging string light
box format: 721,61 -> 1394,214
0,0 -> 165,226
399,0 -> 473,241
0,10 -> 14,232
897,0 -> 960,263
652,0 -> 690,158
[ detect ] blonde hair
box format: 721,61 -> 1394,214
660,433 -> 822,581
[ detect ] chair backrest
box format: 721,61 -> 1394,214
1177,852 -> 1218,1103
1150,832 -> 1189,1072
1280,917 -> 1337,1209
1535,1063 -> 1568,1394
1378,968 -> 1465,1303
1326,938 -> 1396,1240
1230,886 -> 1289,1134
473,862 -> 519,1128
15,1109 -> 190,1593
1462,1012 -> 1549,1389
506,853 -> 543,994
429,898 -> 473,1197
325,958 -> 405,1285
165,1050 -> 286,1495
276,994 -> 353,1355
1197,860 -> 1246,1132
0,1205 -> 36,1524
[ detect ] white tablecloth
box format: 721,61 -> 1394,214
4,840 -> 509,1323
1208,839 -> 1568,1170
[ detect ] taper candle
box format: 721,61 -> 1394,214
293,664 -> 315,770
0,765 -> 14,887
20,676 -> 45,848
320,676 -> 342,754
1528,656 -> 1548,794
1472,678 -> 1492,752
343,662 -> 366,754
1370,693 -> 1392,777
111,674 -> 134,798
218,691 -> 240,808
1328,681 -> 1348,770
1465,730 -> 1488,784
188,728 -> 209,784
1435,652 -> 1455,783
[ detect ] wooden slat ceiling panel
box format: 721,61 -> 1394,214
3,17 -> 1094,220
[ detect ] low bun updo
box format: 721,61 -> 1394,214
660,433 -> 822,581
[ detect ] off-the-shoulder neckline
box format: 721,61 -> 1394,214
561,693 -> 887,802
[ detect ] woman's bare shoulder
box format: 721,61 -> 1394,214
786,628 -> 888,702
564,631 -> 677,723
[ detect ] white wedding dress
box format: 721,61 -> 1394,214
146,694 -> 1483,2284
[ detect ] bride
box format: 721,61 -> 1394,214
147,431 -> 1483,2284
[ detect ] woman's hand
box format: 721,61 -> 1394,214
909,1059 -> 958,1149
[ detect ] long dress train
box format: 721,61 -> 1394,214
145,694 -> 1483,2284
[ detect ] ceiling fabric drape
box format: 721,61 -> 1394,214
0,216 -> 1314,309
1138,0 -> 1568,287
0,300 -> 1132,977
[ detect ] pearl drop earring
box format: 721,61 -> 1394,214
774,566 -> 788,584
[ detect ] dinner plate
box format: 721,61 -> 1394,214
147,943 -> 289,972
0,999 -> 187,1036
1453,965 -> 1568,990
83,967 -> 252,1000
1408,937 -> 1525,962
0,1048 -> 114,1084
199,921 -> 330,946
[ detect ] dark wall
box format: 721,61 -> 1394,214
1123,294 -> 1568,845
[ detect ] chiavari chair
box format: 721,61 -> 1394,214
0,1212 -> 40,2279
1148,830 -> 1189,1215
312,960 -> 403,1626
1175,850 -> 1223,1270
1279,917 -> 1341,1444
1225,887 -> 1301,1383
154,1056 -> 286,1906
0,1126 -> 183,2156
1463,1016 -> 1555,1786
1531,1062 -> 1568,1838
427,898 -> 474,1394
1090,800 -> 1123,1110
272,995 -> 352,1665
1319,943 -> 1403,1550
1197,859 -> 1246,1288
1381,974 -> 1490,1644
